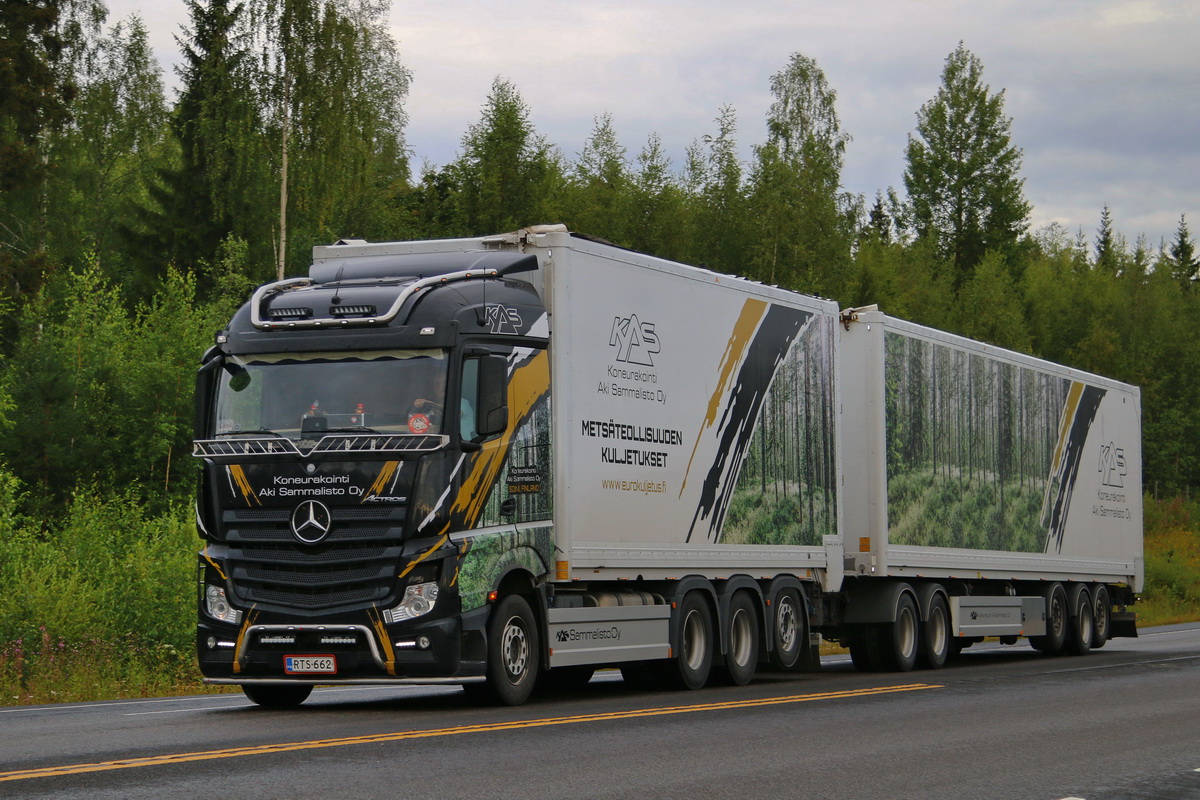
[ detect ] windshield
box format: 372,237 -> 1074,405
213,349 -> 448,439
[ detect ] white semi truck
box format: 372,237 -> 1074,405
192,226 -> 1142,706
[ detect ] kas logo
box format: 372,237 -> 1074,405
609,314 -> 660,366
1098,442 -> 1127,488
485,304 -> 523,335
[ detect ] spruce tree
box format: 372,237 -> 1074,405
903,42 -> 1030,284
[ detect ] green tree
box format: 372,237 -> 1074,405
624,132 -> 687,259
1093,205 -> 1118,274
1168,214 -> 1197,287
747,53 -> 853,296
131,0 -> 272,294
252,0 -> 411,277
448,77 -> 561,235
0,0 -> 78,300
903,42 -> 1030,283
681,105 -> 746,273
563,112 -> 630,242
44,15 -> 169,273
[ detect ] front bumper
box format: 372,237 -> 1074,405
198,606 -> 489,684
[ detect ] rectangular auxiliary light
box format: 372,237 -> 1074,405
270,306 -> 312,319
330,305 -> 376,316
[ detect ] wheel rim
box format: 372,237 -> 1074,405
898,606 -> 917,660
501,615 -> 529,682
682,609 -> 706,670
1094,589 -> 1110,639
929,605 -> 948,658
1050,593 -> 1066,638
1078,603 -> 1093,647
729,607 -> 753,667
776,598 -> 798,653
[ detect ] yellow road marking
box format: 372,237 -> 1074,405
0,683 -> 940,782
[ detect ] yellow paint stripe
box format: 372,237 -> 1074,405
363,461 -> 400,501
368,608 -> 397,676
0,683 -> 939,782
1050,381 -> 1084,473
229,465 -> 261,507
680,298 -> 767,495
397,532 -> 450,579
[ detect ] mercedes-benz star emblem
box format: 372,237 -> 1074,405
290,499 -> 332,544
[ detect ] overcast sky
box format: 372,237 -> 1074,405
112,0 -> 1197,251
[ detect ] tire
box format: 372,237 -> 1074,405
1030,583 -> 1068,656
876,593 -> 920,672
919,593 -> 950,670
672,591 -> 714,690
242,683 -> 312,708
482,594 -> 540,706
1065,586 -> 1093,656
769,588 -> 806,671
848,629 -> 874,672
1091,584 -> 1111,649
719,591 -> 760,686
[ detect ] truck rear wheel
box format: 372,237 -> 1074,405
1030,583 -> 1068,655
1065,586 -> 1093,656
876,593 -> 920,672
242,683 -> 312,708
719,591 -> 760,685
1091,584 -> 1111,649
482,594 -> 540,705
769,588 -> 805,670
673,591 -> 714,689
919,594 -> 950,669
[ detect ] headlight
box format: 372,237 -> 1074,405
384,582 -> 439,623
205,585 -> 242,625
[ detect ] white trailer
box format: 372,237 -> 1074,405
194,226 -> 1142,706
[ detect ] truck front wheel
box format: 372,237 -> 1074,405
483,594 -> 540,705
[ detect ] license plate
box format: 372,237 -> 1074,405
284,654 -> 337,674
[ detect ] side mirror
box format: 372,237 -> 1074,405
475,355 -> 509,438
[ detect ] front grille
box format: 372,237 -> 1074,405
221,505 -> 406,612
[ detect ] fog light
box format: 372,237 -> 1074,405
207,636 -> 217,650
383,582 -> 439,623
205,585 -> 242,625
417,636 -> 431,650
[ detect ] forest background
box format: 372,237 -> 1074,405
1,0 -> 1198,703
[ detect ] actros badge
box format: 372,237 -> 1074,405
291,499 -> 332,544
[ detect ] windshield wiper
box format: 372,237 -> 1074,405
322,426 -> 382,434
215,428 -> 287,437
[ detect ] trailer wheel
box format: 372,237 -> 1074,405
1091,584 -> 1111,649
769,588 -> 805,670
483,594 -> 540,706
919,594 -> 950,669
875,593 -> 920,672
673,591 -> 714,690
1065,586 -> 1093,656
242,683 -> 312,708
720,591 -> 760,685
848,628 -> 877,672
1030,583 -> 1068,656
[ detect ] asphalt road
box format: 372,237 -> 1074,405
2,624 -> 1198,800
